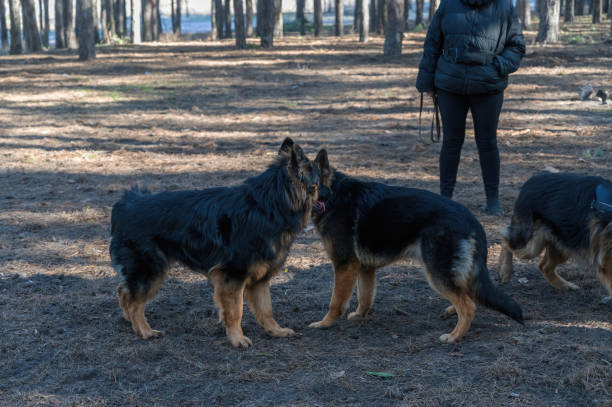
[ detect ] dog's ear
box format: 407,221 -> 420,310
315,149 -> 330,173
288,148 -> 301,176
293,144 -> 305,162
279,137 -> 295,156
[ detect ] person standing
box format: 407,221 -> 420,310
416,0 -> 525,215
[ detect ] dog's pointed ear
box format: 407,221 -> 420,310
289,148 -> 301,175
315,149 -> 330,172
293,144 -> 305,162
279,137 -> 295,156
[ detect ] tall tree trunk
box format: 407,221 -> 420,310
313,0 -> 322,36
334,0 -> 342,35
273,0 -> 282,38
216,0 -> 224,37
519,0 -> 531,28
41,0 -> 49,46
141,0 -> 153,40
8,0 -> 22,53
100,0 -> 113,41
154,0 -> 160,39
383,0 -> 402,55
246,0 -> 253,36
536,0 -> 560,44
171,0 -> 181,35
564,0 -> 574,21
259,0 -> 274,46
605,0 -> 610,16
369,0 -> 376,32
210,0 -> 217,39
359,0 -> 369,41
21,0 -> 42,51
77,0 -> 95,59
130,0 -> 140,42
233,0 -> 245,47
0,0 -> 9,50
376,0 -> 384,33
64,0 -> 78,48
93,0 -> 101,43
354,0 -> 362,33
428,0 -> 439,22
55,0 -> 65,47
224,0 -> 231,38
414,0 -> 423,26
592,0 -> 601,22
115,0 -> 126,36
403,0 -> 410,29
575,0 -> 584,15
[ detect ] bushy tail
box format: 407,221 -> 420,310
474,259 -> 524,324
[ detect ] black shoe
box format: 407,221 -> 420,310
486,197 -> 501,215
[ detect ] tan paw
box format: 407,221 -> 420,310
308,318 -> 335,329
439,333 -> 458,344
440,305 -> 456,319
347,311 -> 367,320
228,334 -> 253,348
562,281 -> 580,290
139,329 -> 164,339
268,327 -> 295,337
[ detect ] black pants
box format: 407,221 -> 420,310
436,89 -> 504,199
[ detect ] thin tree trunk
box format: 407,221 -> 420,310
216,0 -> 224,37
369,0 -> 376,32
592,0 -> 601,22
130,0 -> 140,42
101,0 -> 113,41
255,0 -> 261,36
403,0 -> 410,29
536,0 -> 560,44
359,0 -> 369,41
78,0 -> 95,59
313,0 -> 322,36
428,0 -> 439,22
259,0 -> 274,46
273,0 -> 282,38
21,0 -> 42,51
92,0 -> 100,43
376,0 -> 384,33
41,0 -> 49,46
115,0 -> 125,36
171,0 -> 181,35
334,0 -> 342,35
0,0 -> 9,50
246,0 -> 252,36
519,0 -> 531,28
224,0 -> 231,38
141,0 -> 153,40
233,0 -> 245,47
154,0 -> 160,39
575,0 -> 583,15
354,0 -> 362,33
210,0 -> 217,39
606,0 -> 610,16
65,0 -> 78,48
383,0 -> 402,55
564,0 -> 573,21
8,0 -> 22,53
414,0 -> 422,26
55,0 -> 65,47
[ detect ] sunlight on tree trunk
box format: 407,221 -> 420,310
8,0 -> 22,53
536,0 -> 560,44
64,0 -> 78,49
21,0 -> 42,51
130,0 -> 141,43
0,0 -> 9,51
246,0 -> 253,36
274,0 -> 282,38
335,0 -> 343,36
314,0 -> 322,36
360,0 -> 369,41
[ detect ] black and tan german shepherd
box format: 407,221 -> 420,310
309,150 -> 523,343
109,138 -> 325,347
499,172 -> 612,296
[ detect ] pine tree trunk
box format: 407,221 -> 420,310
224,0 -> 231,38
313,0 -> 322,36
101,0 -> 113,42
414,0 -> 423,26
55,0 -> 65,47
335,0 -> 343,35
519,0 -> 531,28
210,0 -> 217,39
592,0 -> 601,22
8,0 -> 22,53
359,0 -> 369,41
564,0 -> 574,21
354,0 -> 361,33
78,0 -> 95,59
64,0 -> 78,48
536,0 -> 560,44
245,0 -> 253,36
403,0 -> 410,29
142,0 -> 153,41
130,0 -> 140,42
369,0 -> 376,32
383,0 -> 402,55
171,0 -> 181,35
216,0 -> 224,37
41,0 -> 49,46
377,0 -> 384,33
93,0 -> 101,43
428,0 -> 439,22
154,0 -> 160,39
273,0 -> 282,38
575,0 -> 583,15
115,0 -> 126,36
233,0 -> 246,48
259,0 -> 274,47
21,0 -> 42,51
0,0 -> 9,50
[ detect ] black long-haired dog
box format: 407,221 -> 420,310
309,150 -> 523,343
110,138 -> 324,347
499,172 -> 612,296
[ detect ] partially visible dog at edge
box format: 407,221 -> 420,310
309,150 -> 523,344
109,138 -> 325,347
499,172 -> 612,296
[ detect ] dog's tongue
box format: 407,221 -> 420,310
314,201 -> 326,213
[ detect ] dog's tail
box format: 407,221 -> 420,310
474,255 -> 524,324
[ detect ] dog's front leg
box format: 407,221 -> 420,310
210,271 -> 251,348
245,280 -> 295,337
309,259 -> 360,328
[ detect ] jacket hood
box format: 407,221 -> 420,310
460,0 -> 495,7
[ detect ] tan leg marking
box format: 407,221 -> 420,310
498,238 -> 514,283
245,280 -> 295,337
438,290 -> 476,344
117,284 -> 131,322
309,258 -> 360,329
441,305 -> 457,319
347,267 -> 377,321
210,270 -> 251,348
596,264 -> 612,297
118,274 -> 165,339
538,246 -> 578,290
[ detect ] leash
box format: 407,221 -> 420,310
418,92 -> 441,144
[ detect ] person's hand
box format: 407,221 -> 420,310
426,91 -> 434,98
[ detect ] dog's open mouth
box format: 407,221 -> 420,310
313,201 -> 326,213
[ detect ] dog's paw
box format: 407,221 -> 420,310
139,329 -> 164,339
308,319 -> 334,329
268,327 -> 295,337
440,305 -> 456,319
564,282 -> 580,290
228,334 -> 253,348
439,333 -> 457,344
347,311 -> 363,320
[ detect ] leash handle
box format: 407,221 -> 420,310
418,92 -> 441,144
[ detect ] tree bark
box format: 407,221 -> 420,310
92,0 -> 100,43
592,0 -> 601,22
8,0 -> 22,53
376,0 -> 384,33
224,0 -> 231,38
155,0 -> 160,39
0,0 -> 9,50
129,0 -> 140,42
55,0 -> 65,47
21,0 -> 42,51
114,0 -> 126,36
359,0 -> 369,41
369,0 -> 376,32
519,0 -> 531,28
428,0 -> 439,22
100,0 -> 113,42
403,0 -> 410,29
259,0 -> 274,46
245,0 -> 253,36
575,0 -> 583,15
414,0 -> 423,26
273,0 -> 282,38
335,0 -> 343,35
171,0 -> 181,34
233,0 -> 246,48
41,0 -> 49,46
383,0 -> 402,55
64,0 -> 78,48
536,0 -> 560,44
141,0 -> 153,40
77,0 -> 95,59
564,0 -> 573,21
215,0 -> 224,37
210,0 -> 217,39
313,0 -> 322,36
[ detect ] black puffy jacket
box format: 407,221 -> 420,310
415,0 -> 525,95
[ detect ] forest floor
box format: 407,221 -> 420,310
1,17 -> 611,407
